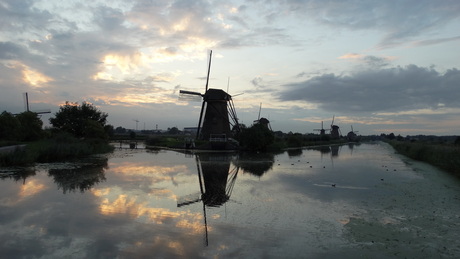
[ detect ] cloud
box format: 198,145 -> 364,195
338,54 -> 393,69
277,0 -> 460,48
278,65 -> 460,114
412,35 -> 460,47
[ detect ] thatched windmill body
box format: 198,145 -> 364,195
180,51 -> 240,141
330,115 -> 341,139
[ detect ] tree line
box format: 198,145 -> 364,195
0,102 -> 113,144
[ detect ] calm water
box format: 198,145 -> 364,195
1,142 -> 460,258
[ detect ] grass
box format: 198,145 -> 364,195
0,135 -> 114,167
388,140 -> 460,177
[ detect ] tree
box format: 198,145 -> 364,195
239,123 -> 274,152
16,111 -> 43,141
168,127 -> 180,135
114,126 -> 126,134
50,102 -> 108,139
0,111 -> 20,141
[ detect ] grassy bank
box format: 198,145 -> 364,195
388,140 -> 460,177
0,135 -> 114,167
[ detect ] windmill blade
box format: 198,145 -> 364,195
196,101 -> 206,140
180,90 -> 203,96
177,191 -> 202,207
205,50 -> 212,92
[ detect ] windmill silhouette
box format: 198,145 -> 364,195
313,121 -> 330,136
22,92 -> 51,116
253,103 -> 272,131
329,115 -> 341,139
179,51 -> 240,142
347,125 -> 360,142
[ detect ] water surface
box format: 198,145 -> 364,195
1,142 -> 459,258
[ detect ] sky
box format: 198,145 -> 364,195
1,0 -> 460,136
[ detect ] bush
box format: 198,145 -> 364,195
239,124 -> 274,152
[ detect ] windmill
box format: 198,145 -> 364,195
179,50 -> 240,141
313,121 -> 330,135
253,103 -> 272,131
133,119 -> 139,130
347,125 -> 360,142
330,115 -> 341,139
22,92 -> 51,116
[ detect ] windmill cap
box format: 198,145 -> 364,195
203,88 -> 231,101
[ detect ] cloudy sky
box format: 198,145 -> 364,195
1,0 -> 459,135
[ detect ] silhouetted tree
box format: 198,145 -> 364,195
104,124 -> 114,138
16,111 -> 43,141
129,130 -> 136,139
454,136 -> 460,146
0,111 -> 21,141
114,126 -> 126,134
239,123 -> 274,152
50,102 -> 108,139
168,127 -> 180,135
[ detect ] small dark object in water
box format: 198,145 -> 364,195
332,184 -> 336,187
381,178 -> 384,181
310,166 -> 312,168
323,166 -> 325,168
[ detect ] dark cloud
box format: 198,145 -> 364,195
278,0 -> 460,48
278,65 -> 460,113
362,56 -> 389,68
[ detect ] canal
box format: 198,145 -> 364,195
1,142 -> 459,258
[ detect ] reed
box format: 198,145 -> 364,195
388,140 -> 460,177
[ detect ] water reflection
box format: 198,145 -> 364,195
237,152 -> 275,176
177,153 -> 239,207
0,168 -> 36,184
287,148 -> 303,157
176,152 -> 240,246
48,158 -> 108,194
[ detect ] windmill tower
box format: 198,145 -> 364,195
180,50 -> 240,141
330,115 -> 341,139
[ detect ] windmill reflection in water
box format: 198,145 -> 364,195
177,153 -> 240,246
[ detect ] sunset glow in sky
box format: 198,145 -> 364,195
1,0 -> 460,135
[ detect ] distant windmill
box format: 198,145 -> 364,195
179,50 -> 240,141
313,121 -> 330,135
253,103 -> 272,131
347,125 -> 360,142
20,92 -> 51,117
133,119 -> 139,130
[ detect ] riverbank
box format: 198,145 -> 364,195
0,137 -> 114,167
387,140 -> 460,177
